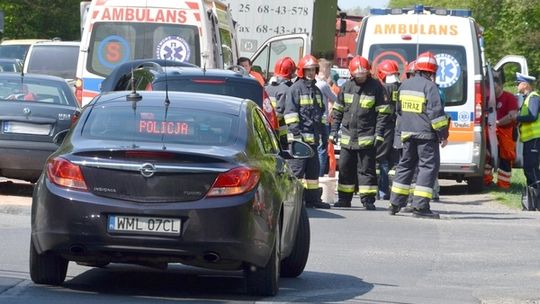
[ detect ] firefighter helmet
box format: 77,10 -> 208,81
273,56 -> 296,79
415,52 -> 438,73
348,56 -> 371,77
377,59 -> 399,81
296,54 -> 319,78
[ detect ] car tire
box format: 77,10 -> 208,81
245,221 -> 280,296
29,237 -> 68,285
467,176 -> 484,194
280,205 -> 310,278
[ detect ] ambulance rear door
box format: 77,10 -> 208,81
209,0 -> 239,68
250,33 -> 310,81
493,55 -> 529,167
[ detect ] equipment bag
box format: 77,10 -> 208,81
521,181 -> 540,211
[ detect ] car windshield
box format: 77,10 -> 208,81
26,45 -> 80,79
0,78 -> 75,105
0,60 -> 21,72
153,79 -> 262,105
82,104 -> 237,146
87,22 -> 200,77
369,44 -> 468,107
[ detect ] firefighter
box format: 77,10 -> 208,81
284,54 -> 331,209
330,56 -> 391,209
388,52 -> 449,219
376,59 -> 401,200
265,56 -> 297,149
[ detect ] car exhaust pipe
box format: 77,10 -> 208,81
69,244 -> 87,255
203,252 -> 220,262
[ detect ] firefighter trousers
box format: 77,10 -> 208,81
288,144 -> 322,204
337,147 -> 378,204
390,139 -> 439,210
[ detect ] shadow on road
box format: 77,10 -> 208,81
54,264 -> 373,302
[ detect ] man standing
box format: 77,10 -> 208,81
315,58 -> 337,176
284,54 -> 331,209
266,56 -> 296,149
514,72 -> 540,187
388,52 -> 449,219
330,56 -> 391,209
376,59 -> 401,200
238,57 -> 266,86
484,77 -> 518,189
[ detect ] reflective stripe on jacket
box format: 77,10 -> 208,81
519,91 -> 540,142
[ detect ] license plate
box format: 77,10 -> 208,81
108,215 -> 181,236
3,121 -> 51,135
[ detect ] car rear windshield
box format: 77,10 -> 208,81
369,44 -> 467,107
82,105 -> 237,146
0,78 -> 75,105
0,45 -> 29,60
152,79 -> 262,105
26,45 -> 80,79
87,22 -> 200,77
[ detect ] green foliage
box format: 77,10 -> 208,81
489,168 -> 526,210
388,0 -> 540,78
0,0 -> 81,41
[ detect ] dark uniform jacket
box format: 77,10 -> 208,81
377,81 -> 400,160
283,78 -> 325,145
397,74 -> 449,142
331,76 -> 391,150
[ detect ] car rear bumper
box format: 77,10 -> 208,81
32,179 -> 275,269
0,141 -> 58,180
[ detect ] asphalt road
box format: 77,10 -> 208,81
0,179 -> 539,303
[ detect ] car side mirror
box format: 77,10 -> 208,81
288,140 -> 314,159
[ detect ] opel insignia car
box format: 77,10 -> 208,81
30,90 -> 311,296
0,72 -> 80,182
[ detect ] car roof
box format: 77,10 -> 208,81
29,41 -> 80,47
153,67 -> 258,82
0,39 -> 50,45
0,72 -> 71,83
93,90 -> 249,115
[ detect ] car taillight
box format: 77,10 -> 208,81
474,82 -> 483,125
75,78 -> 83,105
207,167 -> 260,197
47,157 -> 87,191
70,111 -> 80,127
262,91 -> 279,130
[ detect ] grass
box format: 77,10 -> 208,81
488,168 -> 526,209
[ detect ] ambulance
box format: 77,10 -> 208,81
76,0 -> 239,105
357,6 -> 527,193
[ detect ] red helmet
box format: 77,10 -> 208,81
297,54 -> 319,78
377,59 -> 399,81
415,52 -> 438,73
273,57 -> 296,79
348,56 -> 371,77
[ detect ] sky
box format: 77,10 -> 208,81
338,0 -> 389,10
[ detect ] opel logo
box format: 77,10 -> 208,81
23,107 -> 31,115
140,163 -> 156,178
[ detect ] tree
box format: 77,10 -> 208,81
0,0 -> 81,41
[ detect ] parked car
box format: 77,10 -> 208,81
0,39 -> 50,61
23,41 -> 80,85
0,58 -> 23,72
30,90 -> 311,296
100,60 -> 279,130
0,73 -> 80,182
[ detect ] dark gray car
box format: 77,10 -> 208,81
30,90 -> 311,296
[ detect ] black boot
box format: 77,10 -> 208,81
412,208 -> 440,219
388,204 -> 401,215
361,196 -> 376,210
307,201 -> 331,209
334,200 -> 351,207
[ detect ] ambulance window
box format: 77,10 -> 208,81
219,28 -> 234,68
88,23 -> 200,77
369,44 -> 467,107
